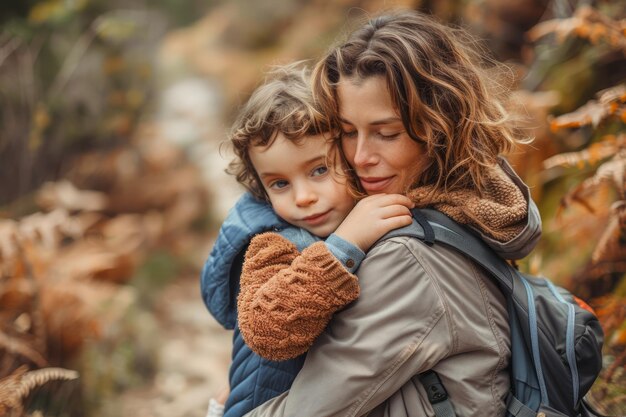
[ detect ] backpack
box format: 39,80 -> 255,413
393,208 -> 605,417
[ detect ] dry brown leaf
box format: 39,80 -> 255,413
0,219 -> 20,261
543,134 -> 626,170
99,214 -> 147,253
591,151 -> 626,197
39,281 -> 109,357
598,84 -> 626,106
549,99 -> 611,131
594,295 -> 626,348
163,191 -> 204,234
9,209 -> 97,254
527,13 -> 583,43
549,84 -> 626,132
17,211 -> 65,251
0,331 -> 47,368
63,212 -> 104,240
54,247 -> 122,281
36,180 -> 108,212
0,365 -> 78,416
0,365 -> 27,416
106,166 -> 202,213
14,366 -> 78,397
65,147 -> 142,191
0,274 -> 35,314
592,201 -> 626,265
142,211 -> 165,244
527,6 -> 626,52
558,152 -> 626,214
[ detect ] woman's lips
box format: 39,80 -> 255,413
359,176 -> 395,192
302,210 -> 331,225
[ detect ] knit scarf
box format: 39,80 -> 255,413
407,161 -> 528,243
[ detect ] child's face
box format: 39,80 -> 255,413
250,133 -> 355,238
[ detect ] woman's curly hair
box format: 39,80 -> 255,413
313,9 -> 527,200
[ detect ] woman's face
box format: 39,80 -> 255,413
337,76 -> 428,195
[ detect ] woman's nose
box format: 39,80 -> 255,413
352,137 -> 378,168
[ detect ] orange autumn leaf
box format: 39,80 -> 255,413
527,6 -> 626,52
591,201 -> 626,265
549,85 -> 626,132
543,134 -> 625,170
612,328 -> 626,347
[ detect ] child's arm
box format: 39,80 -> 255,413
237,194 -> 414,361
237,233 -> 359,361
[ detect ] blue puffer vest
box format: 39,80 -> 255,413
200,192 -> 315,417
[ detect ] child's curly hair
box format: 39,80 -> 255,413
227,62 -> 329,201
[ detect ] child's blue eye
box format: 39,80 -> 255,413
269,179 -> 289,189
312,166 -> 328,176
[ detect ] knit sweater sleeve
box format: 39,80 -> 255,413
237,232 -> 360,361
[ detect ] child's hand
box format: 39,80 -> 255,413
334,194 -> 414,252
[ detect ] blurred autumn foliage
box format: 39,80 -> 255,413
502,3 -> 626,414
0,125 -> 209,415
1,0 -> 625,416
1,2 -> 213,414
0,0 -> 170,206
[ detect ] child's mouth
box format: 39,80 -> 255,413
302,210 -> 331,225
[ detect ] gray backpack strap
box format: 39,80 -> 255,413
376,219 -> 426,242
417,209 -> 517,294
506,394 -> 538,417
383,209 -> 534,417
418,371 -> 458,417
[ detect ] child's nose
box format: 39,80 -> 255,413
294,186 -> 318,207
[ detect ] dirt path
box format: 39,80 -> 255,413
110,24 -> 242,417
114,272 -> 232,417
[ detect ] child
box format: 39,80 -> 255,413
200,63 -> 413,417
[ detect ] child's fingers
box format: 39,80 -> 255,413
361,193 -> 414,207
372,193 -> 414,208
380,215 -> 413,231
377,204 -> 413,219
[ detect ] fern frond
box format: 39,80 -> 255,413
0,330 -> 47,368
592,201 -> 626,264
528,6 -> 626,52
548,85 -> 626,132
0,366 -> 28,411
543,134 -> 625,170
0,366 -> 78,413
14,367 -> 79,400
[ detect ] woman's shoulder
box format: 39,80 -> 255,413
363,234 -> 482,289
368,234 -> 466,262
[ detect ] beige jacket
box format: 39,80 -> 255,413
244,161 -> 541,417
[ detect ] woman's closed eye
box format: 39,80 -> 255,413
341,129 -> 358,139
377,131 -> 402,140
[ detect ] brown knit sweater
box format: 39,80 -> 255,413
237,233 -> 360,361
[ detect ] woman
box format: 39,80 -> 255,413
245,10 -> 541,417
